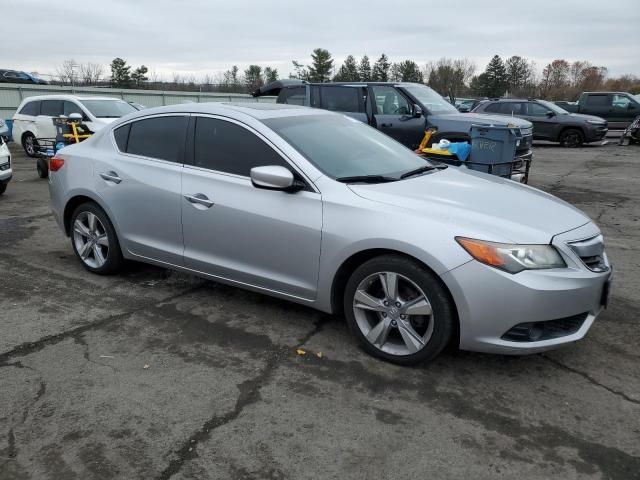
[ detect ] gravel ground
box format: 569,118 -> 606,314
1,140 -> 639,480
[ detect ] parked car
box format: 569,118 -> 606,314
0,69 -> 48,84
253,80 -> 533,164
473,98 -> 608,147
455,98 -> 485,113
12,95 -> 137,157
0,119 -> 9,141
48,102 -> 612,365
0,137 -> 12,195
555,92 -> 640,129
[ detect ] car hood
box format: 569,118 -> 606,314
436,112 -> 533,129
348,168 -> 590,244
568,113 -> 607,123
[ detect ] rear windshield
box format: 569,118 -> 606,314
80,100 -> 136,118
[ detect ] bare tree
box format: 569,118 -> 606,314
425,58 -> 475,101
55,59 -> 79,86
79,63 -> 104,86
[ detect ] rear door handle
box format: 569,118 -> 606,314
99,171 -> 122,184
184,193 -> 214,208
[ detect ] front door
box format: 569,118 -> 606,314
524,102 -> 557,140
181,116 -> 322,300
369,86 -> 424,148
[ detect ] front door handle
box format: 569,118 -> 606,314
381,123 -> 393,128
99,171 -> 122,184
184,193 -> 214,208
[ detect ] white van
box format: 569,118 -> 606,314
0,137 -> 11,195
12,95 -> 137,157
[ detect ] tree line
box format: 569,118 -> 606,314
52,51 -> 640,100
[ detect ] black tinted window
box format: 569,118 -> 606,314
279,87 -> 306,106
527,102 -> 551,116
193,117 -> 289,176
126,116 -> 188,162
19,100 -> 40,116
585,95 -> 610,107
64,101 -> 85,117
40,100 -> 63,116
484,102 -> 505,113
320,87 -> 361,112
113,123 -> 130,152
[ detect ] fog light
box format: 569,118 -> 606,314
528,324 -> 544,341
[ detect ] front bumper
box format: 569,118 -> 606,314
585,125 -> 608,142
441,223 -> 611,354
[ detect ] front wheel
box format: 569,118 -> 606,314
70,203 -> 123,275
22,133 -> 38,157
343,255 -> 455,365
559,128 -> 584,148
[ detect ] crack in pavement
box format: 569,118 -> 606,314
155,315 -> 330,480
0,285 -> 206,365
541,354 -> 640,405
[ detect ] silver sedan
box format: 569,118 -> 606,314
48,103 -> 612,365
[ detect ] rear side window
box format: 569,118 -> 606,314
126,116 -> 188,162
41,100 -> 63,117
19,100 -> 40,116
193,117 -> 289,176
320,87 -> 361,112
585,95 -> 610,107
278,87 -> 306,106
113,123 -> 131,152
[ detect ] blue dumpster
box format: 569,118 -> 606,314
467,124 -> 523,178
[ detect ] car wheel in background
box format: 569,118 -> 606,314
22,133 -> 38,157
70,203 -> 123,275
559,128 -> 584,148
343,255 -> 455,365
36,159 -> 49,178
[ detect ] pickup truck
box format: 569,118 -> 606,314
555,92 -> 640,129
253,80 -> 533,164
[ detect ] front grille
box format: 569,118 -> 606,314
568,235 -> 608,272
0,159 -> 10,171
502,313 -> 588,342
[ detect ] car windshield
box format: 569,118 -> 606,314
538,100 -> 569,115
401,84 -> 458,114
80,99 -> 136,118
263,114 -> 435,181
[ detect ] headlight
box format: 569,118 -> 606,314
456,237 -> 566,274
587,120 -> 605,125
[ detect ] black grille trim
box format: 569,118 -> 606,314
501,313 -> 589,342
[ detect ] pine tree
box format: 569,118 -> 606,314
358,55 -> 372,81
110,58 -> 131,88
263,67 -> 279,84
396,60 -> 423,83
244,65 -> 263,92
483,55 -> 508,97
372,54 -> 390,81
131,65 -> 148,88
308,48 -> 334,82
333,55 -> 359,81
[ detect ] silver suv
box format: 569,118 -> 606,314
48,103 -> 612,365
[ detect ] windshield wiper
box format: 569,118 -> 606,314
399,164 -> 447,179
335,175 -> 397,184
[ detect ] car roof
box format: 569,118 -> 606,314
21,94 -> 124,102
116,102 -> 334,122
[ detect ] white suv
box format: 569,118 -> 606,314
0,137 -> 11,195
12,95 -> 137,157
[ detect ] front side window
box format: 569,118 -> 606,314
527,102 -> 551,117
40,100 -> 63,116
64,101 -> 86,118
19,101 -> 41,116
612,94 -> 631,109
126,116 -> 188,162
320,87 -> 362,112
80,99 -> 136,118
193,117 -> 290,176
263,114 -> 434,179
372,86 -> 410,115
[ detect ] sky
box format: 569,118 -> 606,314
3,0 -> 639,81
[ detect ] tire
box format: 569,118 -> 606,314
36,158 -> 49,179
70,202 -> 123,275
559,128 -> 584,148
0,183 -> 6,196
22,132 -> 38,158
343,254 -> 455,366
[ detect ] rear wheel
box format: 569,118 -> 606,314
70,203 -> 123,275
36,158 -> 48,179
559,128 -> 584,148
343,255 -> 455,365
22,133 -> 38,157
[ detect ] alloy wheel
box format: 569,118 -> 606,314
24,136 -> 35,155
73,212 -> 110,269
352,271 -> 434,356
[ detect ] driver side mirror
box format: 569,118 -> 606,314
250,165 -> 304,193
413,105 -> 423,118
546,111 -> 556,118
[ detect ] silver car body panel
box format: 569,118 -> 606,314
48,102 -> 612,355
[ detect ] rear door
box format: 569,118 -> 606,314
316,85 -> 368,123
582,94 -> 612,122
369,85 -> 424,148
94,114 -> 188,265
181,115 -> 322,299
